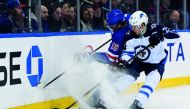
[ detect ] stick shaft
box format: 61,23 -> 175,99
43,72 -> 65,88
92,39 -> 111,53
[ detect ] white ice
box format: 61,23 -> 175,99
145,85 -> 190,109
103,85 -> 190,109
78,85 -> 190,109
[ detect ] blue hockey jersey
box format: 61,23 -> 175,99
94,26 -> 132,64
92,13 -> 132,65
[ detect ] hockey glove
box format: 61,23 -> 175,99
109,60 -> 129,72
116,60 -> 129,69
149,31 -> 164,48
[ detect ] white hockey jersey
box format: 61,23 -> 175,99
121,23 -> 180,64
122,36 -> 166,64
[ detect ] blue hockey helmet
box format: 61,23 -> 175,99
106,9 -> 124,25
7,0 -> 20,8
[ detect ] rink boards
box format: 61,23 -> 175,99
0,31 -> 189,109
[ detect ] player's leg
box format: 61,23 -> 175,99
85,74 -> 136,109
84,67 -> 139,108
112,73 -> 136,93
113,59 -> 142,92
130,63 -> 164,109
84,59 -> 141,109
86,75 -> 136,109
130,69 -> 161,109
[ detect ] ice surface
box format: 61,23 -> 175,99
78,85 -> 190,109
145,85 -> 190,109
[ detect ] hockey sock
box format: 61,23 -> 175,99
135,70 -> 161,108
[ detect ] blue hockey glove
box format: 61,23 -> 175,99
149,31 -> 164,48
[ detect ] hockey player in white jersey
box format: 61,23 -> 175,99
119,11 -> 180,109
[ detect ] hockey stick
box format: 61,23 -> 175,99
65,44 -> 151,109
39,38 -> 112,89
42,72 -> 65,88
92,38 -> 112,53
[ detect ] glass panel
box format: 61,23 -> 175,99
138,0 -> 158,23
41,0 -> 78,32
1,0 -> 188,34
187,0 -> 190,29
160,0 -> 184,30
80,0 -> 110,31
42,0 -> 111,32
138,0 -> 185,30
0,0 -> 29,33
112,0 -> 136,13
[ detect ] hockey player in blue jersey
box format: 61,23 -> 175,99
91,9 -> 132,65
77,9 -> 131,65
78,9 -> 132,109
119,11 -> 180,109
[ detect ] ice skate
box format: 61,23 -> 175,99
129,100 -> 144,109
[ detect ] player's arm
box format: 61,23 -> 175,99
121,40 -> 135,63
92,52 -> 114,64
149,25 -> 180,47
93,34 -> 127,65
93,41 -> 135,70
159,25 -> 180,39
93,40 -> 123,65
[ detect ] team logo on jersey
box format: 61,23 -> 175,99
111,42 -> 119,51
135,45 -> 150,61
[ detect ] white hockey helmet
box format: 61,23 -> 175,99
129,11 -> 148,27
